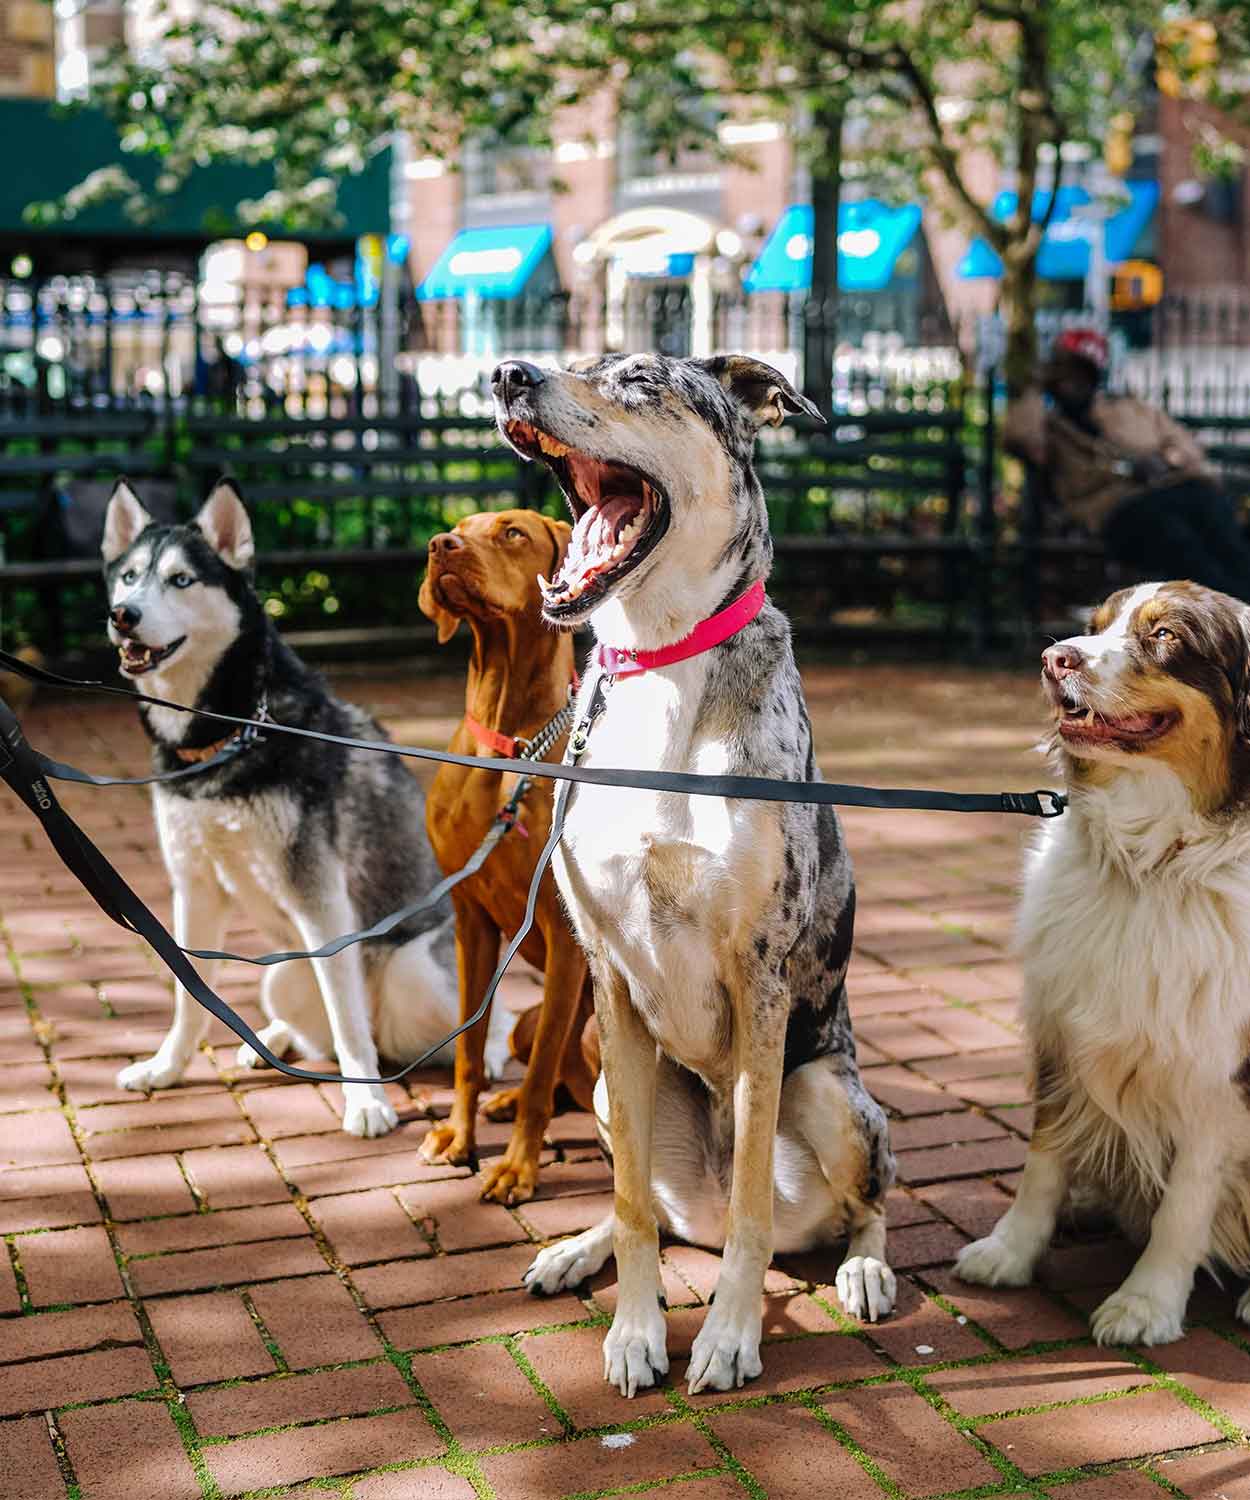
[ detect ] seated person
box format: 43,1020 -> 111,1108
1005,327 -> 1250,601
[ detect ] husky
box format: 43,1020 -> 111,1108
101,478 -> 510,1137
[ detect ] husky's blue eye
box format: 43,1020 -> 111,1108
169,573 -> 195,589
121,569 -> 138,585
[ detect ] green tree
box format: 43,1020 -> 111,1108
61,0 -> 1250,396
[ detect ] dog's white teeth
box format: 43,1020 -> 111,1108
567,578 -> 585,599
537,573 -> 553,595
1085,707 -> 1096,724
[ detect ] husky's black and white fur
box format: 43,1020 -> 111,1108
102,480 -> 509,1136
494,354 -> 896,1397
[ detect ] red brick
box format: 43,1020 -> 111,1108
17,1226 -> 124,1306
891,1109 -> 1008,1151
0,1182 -> 101,1235
857,1064 -> 954,1118
929,1345 -> 1150,1418
1,1111 -> 79,1170
977,1389 -> 1225,1474
411,1342 -> 557,1447
479,1424 -> 718,1497
204,1407 -> 442,1492
353,1471 -> 479,1500
887,1219 -> 970,1269
381,1288 -> 589,1352
1152,1448 -> 1250,1499
0,1249 -> 20,1312
188,1360 -> 412,1436
917,1177 -> 1015,1240
353,1245 -> 539,1310
86,1115 -> 254,1159
895,1135 -> 1028,1185
285,1150 -> 464,1198
147,1289 -> 274,1387
821,1380 -> 1002,1496
397,1179 -> 528,1252
60,1398 -> 201,1500
0,1063 -> 57,1113
518,1325 -> 669,1428
518,1191 -> 615,1242
0,1345 -> 156,1416
1152,1328 -> 1250,1429
0,1414 -> 64,1499
0,1301 -> 140,1363
128,1236 -> 327,1295
852,1016 -> 954,1062
923,1268 -> 1090,1349
248,1273 -> 379,1368
119,1202 -> 309,1257
850,1274 -> 989,1366
309,1189 -> 431,1266
1041,1474 -> 1172,1500
94,1155 -> 197,1221
954,1073 -> 1034,1107
243,1085 -> 340,1138
917,1047 -> 1029,1084
181,1143 -> 289,1208
710,1404 -> 872,1494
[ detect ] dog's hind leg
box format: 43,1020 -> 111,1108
236,962 -> 317,1070
117,871 -> 226,1092
686,971 -> 787,1395
596,961 -> 668,1397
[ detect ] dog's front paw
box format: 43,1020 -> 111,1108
420,1121 -> 475,1166
482,1086 -> 521,1123
341,1086 -> 399,1139
479,1150 -> 538,1206
116,1054 -> 186,1093
954,1234 -> 1037,1289
687,1303 -> 763,1394
236,1041 -> 265,1070
525,1230 -> 610,1296
836,1255 -> 897,1323
1091,1285 -> 1185,1347
603,1304 -> 669,1398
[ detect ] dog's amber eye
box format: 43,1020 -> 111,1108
1152,627 -> 1175,642
505,527 -> 525,541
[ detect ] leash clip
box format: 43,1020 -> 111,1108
1034,789 -> 1067,818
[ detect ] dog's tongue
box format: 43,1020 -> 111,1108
565,496 -> 638,576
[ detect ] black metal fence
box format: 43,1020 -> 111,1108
4,275 -> 1250,662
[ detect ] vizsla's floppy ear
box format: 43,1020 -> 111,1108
1238,609 -> 1250,743
542,514 -> 572,578
194,479 -> 255,571
418,570 -> 461,645
102,479 -> 154,563
696,354 -> 826,429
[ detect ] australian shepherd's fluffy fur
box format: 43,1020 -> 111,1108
957,579 -> 1250,1346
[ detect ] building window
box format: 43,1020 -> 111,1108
462,133 -> 550,203
616,85 -> 721,194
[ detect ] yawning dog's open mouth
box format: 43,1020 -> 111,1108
117,637 -> 185,677
1056,703 -> 1179,747
504,419 -> 670,618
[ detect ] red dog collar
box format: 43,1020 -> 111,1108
593,580 -> 766,678
464,670 -> 581,759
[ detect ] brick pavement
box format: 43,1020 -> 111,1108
2,661 -> 1249,1498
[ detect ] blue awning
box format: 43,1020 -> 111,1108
417,224 -> 552,300
745,200 -> 923,294
957,180 -> 1159,281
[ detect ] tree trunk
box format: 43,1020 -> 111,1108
802,100 -> 843,422
1000,245 -> 1040,398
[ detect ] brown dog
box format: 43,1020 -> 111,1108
418,508 -> 592,1204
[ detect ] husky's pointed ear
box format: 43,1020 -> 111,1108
418,570 -> 460,645
194,480 -> 255,571
102,479 -> 154,563
696,354 -> 826,429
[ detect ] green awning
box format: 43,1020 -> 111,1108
0,98 -> 389,243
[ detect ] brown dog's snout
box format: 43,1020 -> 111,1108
110,602 -> 142,634
1042,643 -> 1086,681
428,532 -> 465,557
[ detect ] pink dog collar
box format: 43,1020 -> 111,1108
593,580 -> 766,677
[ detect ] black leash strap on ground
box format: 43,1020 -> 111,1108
0,647 -> 1068,819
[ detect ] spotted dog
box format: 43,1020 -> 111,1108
493,354 -> 897,1397
101,479 -> 509,1136
957,580 -> 1250,1345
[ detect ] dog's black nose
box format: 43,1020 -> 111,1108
428,532 -> 465,556
491,359 -> 546,398
110,603 -> 142,634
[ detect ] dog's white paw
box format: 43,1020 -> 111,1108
236,1041 -> 264,1070
686,1304 -> 763,1394
602,1304 -> 669,1398
836,1255 -> 897,1323
342,1087 -> 399,1138
1091,1285 -> 1185,1347
1236,1287 -> 1250,1326
116,1054 -> 185,1093
954,1234 -> 1037,1289
525,1231 -> 611,1296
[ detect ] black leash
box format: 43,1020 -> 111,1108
0,647 -> 1068,820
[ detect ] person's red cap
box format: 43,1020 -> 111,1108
1052,327 -> 1109,372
